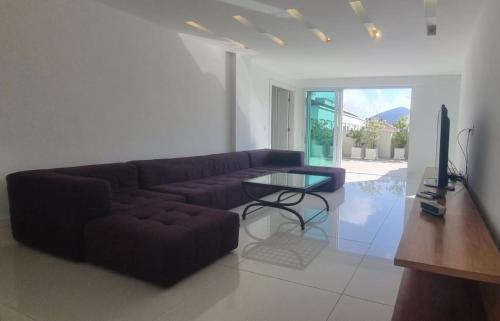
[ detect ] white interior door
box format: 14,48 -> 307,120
271,86 -> 291,150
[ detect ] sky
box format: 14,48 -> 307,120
343,88 -> 412,119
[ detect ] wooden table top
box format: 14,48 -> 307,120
394,168 -> 500,284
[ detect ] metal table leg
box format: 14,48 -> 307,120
242,185 -> 330,230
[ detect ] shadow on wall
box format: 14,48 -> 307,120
466,104 -> 500,244
0,0 -> 235,219
179,36 -> 262,151
468,106 -> 491,195
235,56 -> 262,150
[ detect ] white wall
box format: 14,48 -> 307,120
235,57 -> 297,151
0,0 -> 235,219
295,76 -> 462,177
457,0 -> 500,243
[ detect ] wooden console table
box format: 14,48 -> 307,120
392,168 -> 500,321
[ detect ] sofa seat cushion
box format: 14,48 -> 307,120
288,166 -> 346,192
111,189 -> 185,212
149,168 -> 278,209
84,202 -> 239,286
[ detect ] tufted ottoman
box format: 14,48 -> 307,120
84,201 -> 239,286
288,166 -> 346,192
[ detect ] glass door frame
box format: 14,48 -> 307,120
303,88 -> 343,167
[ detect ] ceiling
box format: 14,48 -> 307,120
96,0 -> 483,79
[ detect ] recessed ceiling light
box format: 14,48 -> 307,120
286,8 -> 332,44
349,1 -> 382,40
225,38 -> 249,49
362,23 -> 382,40
184,21 -> 212,34
233,15 -> 287,47
424,0 -> 438,36
263,33 -> 287,47
232,15 -> 253,27
185,21 -> 247,50
310,29 -> 332,43
286,8 -> 306,24
216,0 -> 288,17
349,1 -> 369,23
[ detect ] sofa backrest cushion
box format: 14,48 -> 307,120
131,151 -> 250,188
54,163 -> 138,192
246,149 -> 305,168
246,149 -> 272,167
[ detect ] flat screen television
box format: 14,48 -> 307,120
424,104 -> 450,189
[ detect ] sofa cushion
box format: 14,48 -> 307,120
130,151 -> 251,188
246,149 -> 305,168
149,168 -> 278,209
54,163 -> 138,192
111,189 -> 185,212
84,202 -> 239,286
6,170 -> 111,261
245,149 -> 272,168
150,181 -> 231,210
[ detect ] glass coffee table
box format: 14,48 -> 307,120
242,173 -> 331,230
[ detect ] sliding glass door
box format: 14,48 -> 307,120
305,90 -> 340,167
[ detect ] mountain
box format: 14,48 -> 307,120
369,107 -> 410,124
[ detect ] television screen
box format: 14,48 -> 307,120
424,104 -> 450,189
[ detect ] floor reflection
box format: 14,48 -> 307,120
241,213 -> 330,270
0,171 -> 414,321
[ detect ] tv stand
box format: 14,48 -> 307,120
392,168 -> 500,321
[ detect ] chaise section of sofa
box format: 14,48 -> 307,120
6,163 -> 185,261
7,161 -> 240,286
85,202 -> 239,286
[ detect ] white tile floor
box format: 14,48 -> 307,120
0,173 -> 417,321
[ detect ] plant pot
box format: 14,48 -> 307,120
311,139 -> 322,157
365,148 -> 378,160
394,147 -> 406,160
351,147 -> 363,159
323,144 -> 333,158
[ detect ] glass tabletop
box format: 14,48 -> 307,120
243,173 -> 330,191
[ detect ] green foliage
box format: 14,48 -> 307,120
310,119 -> 333,146
363,119 -> 385,149
346,128 -> 364,147
393,116 -> 409,148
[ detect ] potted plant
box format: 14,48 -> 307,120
346,128 -> 364,159
393,116 -> 409,160
362,119 -> 384,160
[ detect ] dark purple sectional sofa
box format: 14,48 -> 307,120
6,149 -> 345,285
